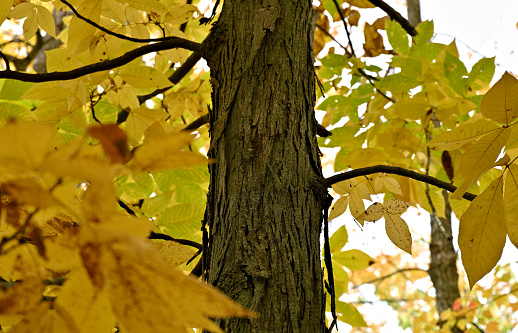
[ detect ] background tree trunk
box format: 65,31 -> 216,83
202,0 -> 326,332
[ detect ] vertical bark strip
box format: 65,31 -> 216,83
429,191 -> 461,315
203,1 -> 326,332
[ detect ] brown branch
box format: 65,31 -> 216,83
60,0 -> 183,43
182,113 -> 209,132
331,0 -> 356,57
0,38 -> 204,82
324,165 -> 477,201
367,0 -> 417,36
149,231 -> 202,250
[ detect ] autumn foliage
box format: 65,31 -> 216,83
0,0 -> 517,332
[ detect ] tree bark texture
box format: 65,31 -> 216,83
429,191 -> 461,315
203,0 -> 326,332
406,0 -> 422,28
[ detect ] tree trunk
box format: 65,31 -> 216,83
202,1 -> 326,332
429,191 -> 461,315
406,0 -> 422,28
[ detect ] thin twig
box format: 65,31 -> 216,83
331,0 -> 356,57
0,51 -> 10,71
324,165 -> 477,201
353,267 -> 428,288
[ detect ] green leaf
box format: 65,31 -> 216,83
0,79 -> 34,100
142,192 -> 173,217
413,20 -> 434,46
133,172 -> 155,198
466,57 -> 495,92
329,225 -> 348,254
377,73 -> 420,92
336,301 -> 368,327
386,19 -> 410,55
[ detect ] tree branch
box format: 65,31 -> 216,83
367,0 -> 417,36
0,38 -> 204,83
352,267 -> 428,288
324,165 -> 476,201
60,0 -> 184,43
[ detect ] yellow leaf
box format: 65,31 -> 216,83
9,302 -> 79,333
332,179 -> 357,195
329,195 -> 349,220
67,15 -> 96,54
459,177 -> 506,288
333,249 -> 375,271
36,5 -> 55,37
126,6 -> 150,39
164,4 -> 199,25
102,236 -> 256,333
504,164 -> 518,247
0,278 -> 44,314
55,268 -> 116,333
125,107 -> 168,145
22,81 -> 69,101
384,212 -> 412,254
153,240 -> 197,268
117,88 -> 140,109
394,96 -> 430,120
8,2 -> 35,19
481,72 -> 518,125
0,120 -> 54,171
427,119 -> 500,151
459,127 -> 510,180
131,132 -> 208,172
102,0 -> 126,24
379,176 -> 402,195
2,178 -> 61,208
119,66 -> 173,90
384,198 -> 411,215
357,202 -> 383,222
349,191 -> 366,220
0,0 -> 14,22
343,0 -> 376,8
23,9 -> 38,41
117,0 -> 167,13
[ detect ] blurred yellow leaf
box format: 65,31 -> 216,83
2,178 -> 61,208
459,177 -> 506,288
153,240 -> 197,268
131,132 -> 208,172
481,72 -> 518,125
0,120 -> 54,172
101,236 -> 257,333
0,278 -> 44,315
0,0 -> 15,22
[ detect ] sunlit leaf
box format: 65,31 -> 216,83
333,249 -> 375,271
481,72 -> 518,125
357,202 -> 383,222
384,198 -> 412,216
504,164 -> 518,248
459,177 -> 506,288
329,195 -> 349,220
427,119 -> 500,151
384,213 -> 412,254
329,225 -> 349,254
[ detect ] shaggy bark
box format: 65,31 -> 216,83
202,0 -> 327,332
